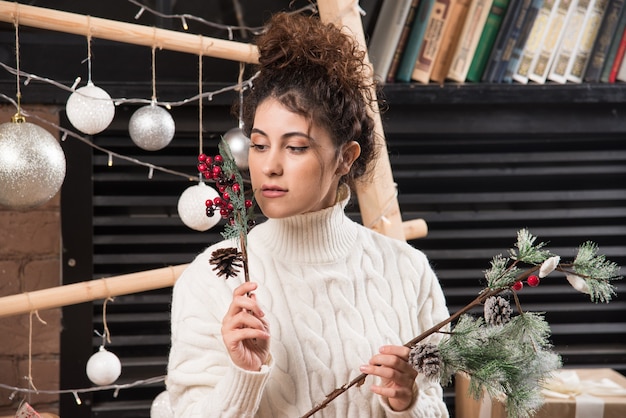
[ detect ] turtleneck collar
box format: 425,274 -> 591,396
248,185 -> 358,264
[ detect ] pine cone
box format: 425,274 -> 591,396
209,247 -> 243,280
484,295 -> 512,326
408,343 -> 441,380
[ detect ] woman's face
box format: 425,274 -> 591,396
248,98 -> 352,219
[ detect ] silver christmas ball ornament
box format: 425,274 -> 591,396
0,119 -> 66,210
223,127 -> 250,170
129,104 -> 176,151
66,81 -> 115,135
177,182 -> 221,231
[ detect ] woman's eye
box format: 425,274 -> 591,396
250,143 -> 267,151
287,146 -> 308,153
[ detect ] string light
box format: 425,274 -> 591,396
126,0 -> 318,37
0,376 -> 166,400
0,60 -> 259,109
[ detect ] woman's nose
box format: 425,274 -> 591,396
261,150 -> 283,176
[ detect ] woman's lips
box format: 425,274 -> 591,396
261,186 -> 287,198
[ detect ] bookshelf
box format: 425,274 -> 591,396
382,82 -> 626,104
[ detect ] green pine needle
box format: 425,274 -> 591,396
571,241 -> 622,303
485,254 -> 521,289
218,140 -> 255,243
509,229 -> 553,264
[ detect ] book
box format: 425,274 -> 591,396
512,0 -> 560,84
386,0 -> 422,83
410,0 -> 456,83
368,0 -> 415,82
447,0 -> 496,81
599,3 -> 626,81
482,0 -> 534,82
467,0 -> 512,82
503,0 -> 545,82
395,0 -> 437,82
527,0 -> 577,84
566,0 -> 611,81
608,25 -> 626,80
548,0 -> 597,83
584,0 -> 626,81
430,0 -> 473,83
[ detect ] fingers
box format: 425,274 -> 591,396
360,345 -> 418,411
227,282 -> 265,318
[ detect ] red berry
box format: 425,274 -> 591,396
213,197 -> 222,206
527,275 -> 540,287
205,199 -> 213,207
202,171 -> 212,179
232,183 -> 240,193
244,199 -> 253,208
512,281 -> 523,291
198,153 -> 207,162
227,203 -> 234,211
212,165 -> 222,176
220,208 -> 230,218
218,185 -> 226,194
222,192 -> 230,201
214,154 -> 223,164
197,163 -> 207,172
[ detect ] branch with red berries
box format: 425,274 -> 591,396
302,229 -> 622,418
197,140 -> 255,282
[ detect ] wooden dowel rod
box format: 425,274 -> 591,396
0,264 -> 188,319
318,0 -> 405,240
403,218 -> 428,241
0,1 -> 259,63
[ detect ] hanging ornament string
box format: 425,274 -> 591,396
102,297 -> 114,346
26,310 -> 47,397
238,61 -> 244,129
198,35 -> 204,156
151,28 -> 158,103
86,16 -> 93,84
12,11 -> 24,122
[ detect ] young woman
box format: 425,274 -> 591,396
166,12 -> 449,418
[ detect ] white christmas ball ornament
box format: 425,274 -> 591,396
66,81 -> 115,135
223,127 -> 250,170
177,182 -> 221,231
150,391 -> 174,418
86,346 -> 122,386
129,103 -> 176,151
0,120 -> 66,210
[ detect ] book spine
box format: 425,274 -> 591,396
599,3 -> 626,81
482,0 -> 529,82
430,0 -> 473,83
396,0 -> 437,82
411,0 -> 455,83
566,0 -> 610,81
528,0 -> 575,84
448,0 -> 496,81
467,0 -> 512,82
548,0 -> 595,83
503,0 -> 545,81
387,0 -> 422,83
608,26 -> 626,80
368,0 -> 415,82
497,0 -> 541,82
512,0 -> 557,84
584,0 -> 626,81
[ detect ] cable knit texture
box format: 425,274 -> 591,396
167,191 -> 450,417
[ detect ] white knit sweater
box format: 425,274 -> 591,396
166,192 -> 450,418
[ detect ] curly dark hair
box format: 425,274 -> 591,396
239,12 -> 379,190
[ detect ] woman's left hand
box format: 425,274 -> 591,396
360,345 -> 418,412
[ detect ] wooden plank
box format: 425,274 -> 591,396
318,0 -> 405,240
0,1 -> 258,63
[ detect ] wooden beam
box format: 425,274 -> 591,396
317,0 -> 405,240
0,1 -> 258,63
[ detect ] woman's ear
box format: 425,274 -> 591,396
336,141 -> 361,176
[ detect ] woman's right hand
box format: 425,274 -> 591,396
221,281 -> 271,371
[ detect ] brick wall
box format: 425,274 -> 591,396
0,105 -> 61,416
